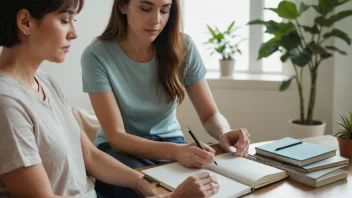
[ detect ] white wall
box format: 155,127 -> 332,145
333,1 -> 352,134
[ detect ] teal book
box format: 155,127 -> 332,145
255,137 -> 336,167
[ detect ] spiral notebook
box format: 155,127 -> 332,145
142,153 -> 287,198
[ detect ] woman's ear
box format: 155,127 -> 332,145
118,5 -> 127,14
16,9 -> 32,36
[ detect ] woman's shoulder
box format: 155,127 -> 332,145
83,39 -> 115,57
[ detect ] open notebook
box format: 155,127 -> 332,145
142,153 -> 288,198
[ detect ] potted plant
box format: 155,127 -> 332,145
335,111 -> 352,160
248,0 -> 352,137
205,21 -> 245,77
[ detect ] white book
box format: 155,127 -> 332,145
142,153 -> 288,198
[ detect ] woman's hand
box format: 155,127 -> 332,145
170,172 -> 219,198
175,143 -> 216,168
219,128 -> 250,157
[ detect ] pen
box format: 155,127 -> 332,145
275,141 -> 303,151
187,127 -> 218,166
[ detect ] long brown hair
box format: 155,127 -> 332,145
97,0 -> 187,104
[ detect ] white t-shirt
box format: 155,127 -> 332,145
0,70 -> 96,197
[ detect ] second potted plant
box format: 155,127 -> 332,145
335,111 -> 352,160
205,21 -> 245,77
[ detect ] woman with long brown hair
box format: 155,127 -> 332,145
0,0 -> 219,197
81,0 -> 250,197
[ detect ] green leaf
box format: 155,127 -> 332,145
299,2 -> 310,14
247,19 -> 267,25
280,31 -> 301,51
350,111 -> 352,123
301,25 -> 319,34
237,49 -> 242,55
335,0 -> 352,8
266,21 -> 297,37
249,20 -> 296,37
323,29 -> 351,45
320,52 -> 332,59
280,76 -> 296,92
316,11 -> 352,27
257,37 -> 281,60
268,1 -> 299,19
207,25 -> 216,37
291,48 -> 312,67
307,42 -> 326,54
227,21 -> 235,32
280,52 -> 290,62
313,5 -> 322,13
216,33 -> 225,42
325,46 -> 347,55
318,0 -> 337,14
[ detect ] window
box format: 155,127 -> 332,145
182,0 -> 282,74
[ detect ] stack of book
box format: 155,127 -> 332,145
251,137 -> 349,187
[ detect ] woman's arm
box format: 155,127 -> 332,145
80,128 -> 144,190
0,165 -> 73,198
186,79 -> 250,157
88,91 -> 215,168
80,129 -> 219,198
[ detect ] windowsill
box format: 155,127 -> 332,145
205,72 -> 293,90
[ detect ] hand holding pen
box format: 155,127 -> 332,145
188,128 -> 218,166
174,128 -> 217,168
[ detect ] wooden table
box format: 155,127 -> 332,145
137,135 -> 352,197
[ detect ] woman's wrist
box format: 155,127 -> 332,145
136,175 -> 153,196
167,143 -> 182,161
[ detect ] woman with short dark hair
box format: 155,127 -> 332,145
0,0 -> 219,197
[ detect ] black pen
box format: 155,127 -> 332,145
187,127 -> 218,166
275,141 -> 303,151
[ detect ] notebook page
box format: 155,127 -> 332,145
208,153 -> 285,187
142,162 -> 251,198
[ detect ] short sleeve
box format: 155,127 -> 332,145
0,98 -> 41,175
81,46 -> 112,93
184,34 -> 207,86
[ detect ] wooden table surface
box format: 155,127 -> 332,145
137,135 -> 352,197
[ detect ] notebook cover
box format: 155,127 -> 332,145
255,137 -> 336,162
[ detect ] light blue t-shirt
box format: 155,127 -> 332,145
81,34 -> 206,147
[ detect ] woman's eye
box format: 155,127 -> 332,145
61,19 -> 69,24
161,10 -> 169,14
140,7 -> 152,12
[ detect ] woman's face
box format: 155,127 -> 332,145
27,9 -> 78,63
122,0 -> 172,43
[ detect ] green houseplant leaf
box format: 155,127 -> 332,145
325,46 -> 347,55
291,48 -> 312,67
323,29 -> 351,45
299,2 -> 310,14
280,76 -> 296,91
266,1 -> 299,19
257,37 -> 280,60
315,10 -> 352,27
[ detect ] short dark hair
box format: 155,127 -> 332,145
0,0 -> 84,48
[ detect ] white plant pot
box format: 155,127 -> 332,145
288,119 -> 326,139
219,59 -> 235,77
